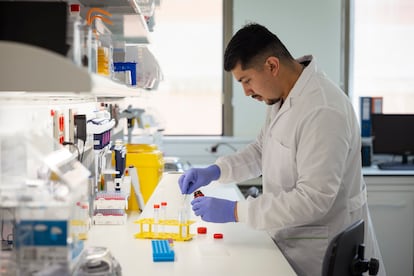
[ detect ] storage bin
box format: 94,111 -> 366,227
126,144 -> 164,210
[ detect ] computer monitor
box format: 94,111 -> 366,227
371,114 -> 414,170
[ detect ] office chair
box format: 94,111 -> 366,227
322,219 -> 379,276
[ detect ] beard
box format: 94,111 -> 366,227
265,98 -> 282,105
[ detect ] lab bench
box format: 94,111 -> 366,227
235,166 -> 414,276
85,173 -> 297,276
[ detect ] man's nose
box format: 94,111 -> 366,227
242,84 -> 253,96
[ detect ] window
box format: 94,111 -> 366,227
350,0 -> 414,115
128,0 -> 231,136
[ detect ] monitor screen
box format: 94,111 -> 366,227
371,114 -> 414,157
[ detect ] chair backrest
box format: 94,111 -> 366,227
322,219 -> 364,276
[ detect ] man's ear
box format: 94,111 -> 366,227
266,56 -> 279,75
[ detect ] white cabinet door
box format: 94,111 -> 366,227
367,190 -> 414,276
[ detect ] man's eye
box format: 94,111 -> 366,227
244,79 -> 250,84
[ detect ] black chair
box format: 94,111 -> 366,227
322,219 -> 380,276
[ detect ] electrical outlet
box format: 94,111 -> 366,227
52,110 -> 65,144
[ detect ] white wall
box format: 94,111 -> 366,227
232,0 -> 342,138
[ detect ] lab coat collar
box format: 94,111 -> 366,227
267,55 -> 316,128
285,55 -> 315,105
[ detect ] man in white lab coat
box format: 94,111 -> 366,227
179,23 -> 385,276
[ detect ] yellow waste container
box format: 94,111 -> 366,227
126,144 -> 164,211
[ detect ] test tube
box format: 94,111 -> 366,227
160,202 -> 167,232
178,207 -> 187,238
153,204 -> 160,234
80,203 -> 89,238
160,202 -> 167,220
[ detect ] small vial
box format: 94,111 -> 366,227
160,202 -> 167,221
160,202 -> 167,232
153,204 -> 160,234
194,190 -> 204,198
80,203 -> 89,238
178,207 -> 187,238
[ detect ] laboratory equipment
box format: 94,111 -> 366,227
151,240 -> 175,262
125,144 -> 164,205
93,209 -> 127,225
153,204 -> 160,233
371,114 -> 414,170
113,62 -> 137,86
194,190 -> 204,198
133,217 -> 195,242
69,3 -> 89,68
197,227 -> 207,234
0,130 -> 91,275
160,202 -> 167,220
94,192 -> 127,210
118,105 -> 146,144
213,233 -> 224,239
112,139 -> 126,183
127,165 -> 145,212
86,8 -> 113,76
72,246 -> 122,276
0,1 -> 68,56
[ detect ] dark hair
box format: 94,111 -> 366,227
224,23 -> 294,72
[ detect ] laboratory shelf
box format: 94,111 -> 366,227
79,0 -> 141,13
0,41 -> 91,92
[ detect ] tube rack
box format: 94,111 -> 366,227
133,218 -> 195,241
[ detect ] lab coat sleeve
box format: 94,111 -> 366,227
215,136 -> 263,184
239,107 -> 352,230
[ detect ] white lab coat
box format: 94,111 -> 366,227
216,56 -> 385,276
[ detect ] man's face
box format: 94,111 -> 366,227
231,61 -> 281,105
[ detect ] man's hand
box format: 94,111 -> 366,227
191,196 -> 237,223
178,165 -> 220,194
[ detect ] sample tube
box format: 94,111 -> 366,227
178,207 -> 187,238
160,202 -> 167,232
153,204 -> 160,234
160,202 -> 167,221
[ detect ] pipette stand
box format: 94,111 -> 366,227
133,218 -> 195,241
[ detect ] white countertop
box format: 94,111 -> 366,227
86,173 -> 297,276
363,165 -> 414,176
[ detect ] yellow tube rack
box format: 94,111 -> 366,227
133,218 -> 195,241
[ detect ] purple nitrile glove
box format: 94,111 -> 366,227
191,196 -> 237,223
178,165 -> 220,194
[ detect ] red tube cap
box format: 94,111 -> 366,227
213,233 -> 223,239
197,227 -> 207,234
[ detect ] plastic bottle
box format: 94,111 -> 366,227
80,202 -> 89,238
69,4 -> 88,67
194,190 -> 204,198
